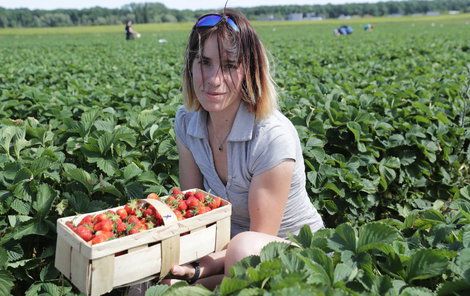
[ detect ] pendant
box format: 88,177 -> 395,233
218,145 -> 223,151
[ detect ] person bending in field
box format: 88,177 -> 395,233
161,8 -> 324,290
125,20 -> 140,40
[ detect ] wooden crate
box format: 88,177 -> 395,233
55,190 -> 231,296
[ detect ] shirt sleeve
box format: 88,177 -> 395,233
174,105 -> 189,148
250,125 -> 297,177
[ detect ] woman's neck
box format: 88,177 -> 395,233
207,100 -> 242,138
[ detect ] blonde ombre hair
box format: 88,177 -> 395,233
182,9 -> 277,120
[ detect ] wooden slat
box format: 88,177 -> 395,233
176,205 -> 232,233
114,243 -> 162,287
70,247 -> 91,295
54,235 -> 71,278
90,255 -> 114,296
179,224 -> 216,264
88,223 -> 180,259
160,235 -> 180,279
215,217 -> 231,251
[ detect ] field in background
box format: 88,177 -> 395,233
0,13 -> 469,295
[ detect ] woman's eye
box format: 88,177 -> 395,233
198,59 -> 210,66
224,63 -> 237,69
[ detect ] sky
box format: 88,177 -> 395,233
0,0 -> 380,11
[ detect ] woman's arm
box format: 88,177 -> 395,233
176,137 -> 203,190
248,160 -> 294,236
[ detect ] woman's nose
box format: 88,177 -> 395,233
206,66 -> 223,87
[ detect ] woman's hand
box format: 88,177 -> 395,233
160,263 -> 198,285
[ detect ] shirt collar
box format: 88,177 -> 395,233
187,102 -> 255,142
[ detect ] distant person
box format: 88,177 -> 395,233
363,23 -> 374,32
334,25 -> 353,36
125,20 -> 141,40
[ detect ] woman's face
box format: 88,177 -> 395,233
192,34 -> 244,113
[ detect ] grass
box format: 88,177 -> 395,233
0,13 -> 468,36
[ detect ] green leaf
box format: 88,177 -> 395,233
96,157 -> 117,176
145,285 -> 170,296
97,132 -> 115,155
327,223 -> 357,253
32,184 -> 56,219
0,247 -> 8,268
437,279 -> 470,296
357,222 -> 401,253
123,162 -> 143,181
125,181 -> 144,199
230,255 -> 261,278
93,180 -> 123,198
13,167 -> 33,183
219,277 -> 250,295
460,185 -> 470,201
62,163 -> 97,193
10,198 -> 31,215
323,182 -> 345,198
400,287 -> 434,296
298,247 -> 333,286
0,270 -> 14,296
334,262 -> 358,283
79,109 -> 100,137
158,139 -> 174,155
260,242 -> 291,262
13,219 -> 49,240
406,249 -> 449,283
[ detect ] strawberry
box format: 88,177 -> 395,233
171,187 -> 183,196
194,192 -> 206,203
178,200 -> 187,211
79,215 -> 93,226
184,191 -> 194,200
147,192 -> 159,200
116,208 -> 128,220
75,225 -> 93,242
185,196 -> 199,208
93,213 -> 108,223
207,196 -> 222,209
173,210 -> 184,221
94,220 -> 113,232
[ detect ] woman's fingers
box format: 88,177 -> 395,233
170,264 -> 195,279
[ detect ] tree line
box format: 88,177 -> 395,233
0,0 -> 469,28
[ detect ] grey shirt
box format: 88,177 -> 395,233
174,102 -> 324,238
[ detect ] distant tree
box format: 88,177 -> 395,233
0,0 -> 469,28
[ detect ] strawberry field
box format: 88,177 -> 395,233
0,14 -> 469,295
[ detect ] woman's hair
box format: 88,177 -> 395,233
182,9 -> 277,120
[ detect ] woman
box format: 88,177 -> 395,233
125,20 -> 140,40
168,9 -> 324,289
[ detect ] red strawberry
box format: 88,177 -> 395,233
208,196 -> 222,209
76,225 -> 93,242
116,208 -> 128,220
171,187 -> 183,196
178,200 -> 187,211
194,192 -> 206,202
186,196 -> 199,208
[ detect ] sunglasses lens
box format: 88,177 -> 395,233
226,17 -> 240,32
196,15 -> 222,27
196,14 -> 240,32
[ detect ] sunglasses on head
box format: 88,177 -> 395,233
195,14 -> 240,32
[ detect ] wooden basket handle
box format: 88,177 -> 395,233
143,198 -> 177,226
143,198 -> 179,279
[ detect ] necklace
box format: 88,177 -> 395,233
209,120 -> 231,152
213,130 -> 231,151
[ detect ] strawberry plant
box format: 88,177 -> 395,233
0,16 -> 469,295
